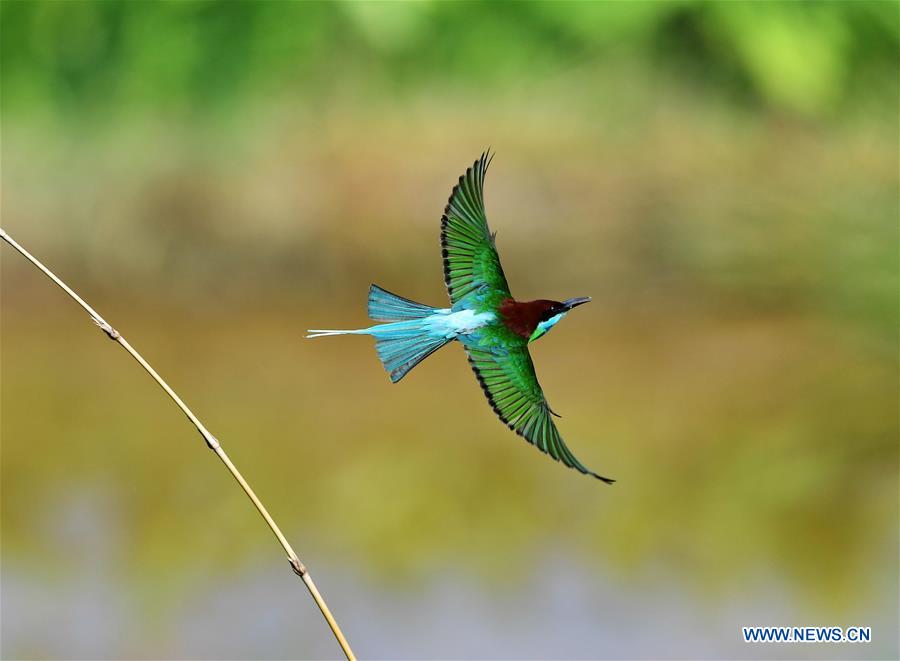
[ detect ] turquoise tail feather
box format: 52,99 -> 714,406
308,284 -> 452,383
375,325 -> 450,383
368,284 -> 434,321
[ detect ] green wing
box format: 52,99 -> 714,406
441,152 -> 511,306
466,344 -> 614,483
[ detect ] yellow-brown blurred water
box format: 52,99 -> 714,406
2,3 -> 898,659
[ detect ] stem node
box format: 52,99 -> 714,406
290,557 -> 308,576
91,315 -> 120,340
204,433 -> 221,451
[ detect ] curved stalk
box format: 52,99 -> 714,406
1,228 -> 355,660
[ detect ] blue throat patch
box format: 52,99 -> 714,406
529,312 -> 566,343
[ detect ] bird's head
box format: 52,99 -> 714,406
528,296 -> 591,343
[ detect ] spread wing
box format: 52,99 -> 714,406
466,344 -> 614,483
441,151 -> 512,305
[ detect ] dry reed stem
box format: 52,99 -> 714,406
1,227 -> 355,660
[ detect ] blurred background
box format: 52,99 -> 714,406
2,2 -> 897,659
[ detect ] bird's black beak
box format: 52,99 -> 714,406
562,296 -> 591,311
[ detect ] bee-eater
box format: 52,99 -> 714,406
308,152 -> 613,483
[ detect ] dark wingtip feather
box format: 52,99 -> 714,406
482,147 -> 494,171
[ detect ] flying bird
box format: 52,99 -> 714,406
308,152 -> 613,483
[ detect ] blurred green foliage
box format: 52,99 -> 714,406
1,1 -> 897,120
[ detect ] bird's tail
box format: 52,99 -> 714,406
305,329 -> 366,338
373,321 -> 451,383
307,284 -> 451,383
367,283 -> 435,321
